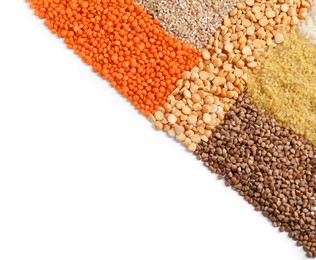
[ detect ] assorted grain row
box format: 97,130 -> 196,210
27,0 -> 200,116
149,0 -> 312,151
248,31 -> 316,146
26,0 -> 316,256
196,94 -> 316,257
134,0 -> 238,48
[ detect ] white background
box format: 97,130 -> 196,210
0,1 -> 306,260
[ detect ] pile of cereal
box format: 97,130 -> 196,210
248,31 -> 316,146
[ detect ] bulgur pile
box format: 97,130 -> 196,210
248,31 -> 316,145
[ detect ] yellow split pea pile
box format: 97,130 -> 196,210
148,0 -> 312,151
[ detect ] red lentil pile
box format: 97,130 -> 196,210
27,0 -> 200,116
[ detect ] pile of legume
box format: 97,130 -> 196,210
196,94 -> 316,258
248,31 -> 316,146
135,0 -> 238,48
27,0 -> 200,116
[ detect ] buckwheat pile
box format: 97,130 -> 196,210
196,94 -> 316,257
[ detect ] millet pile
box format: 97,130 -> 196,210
196,94 -> 316,257
149,0 -> 312,151
27,0 -> 200,116
248,31 -> 316,146
134,0 -> 239,48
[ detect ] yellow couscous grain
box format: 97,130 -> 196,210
248,31 -> 316,145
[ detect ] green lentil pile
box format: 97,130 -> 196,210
248,31 -> 316,145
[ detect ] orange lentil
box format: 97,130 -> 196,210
27,0 -> 200,116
